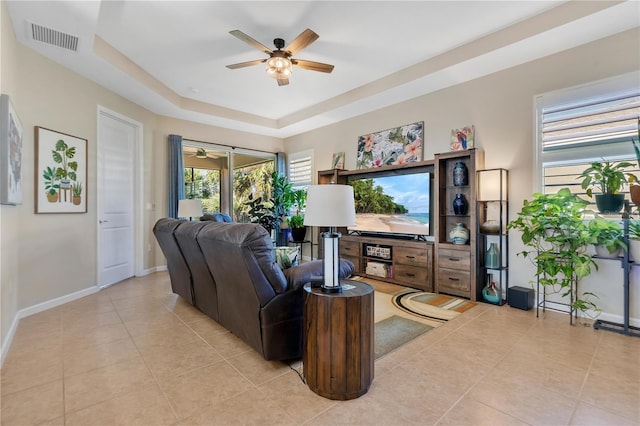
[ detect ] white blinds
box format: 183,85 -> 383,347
288,150 -> 313,189
541,90 -> 640,152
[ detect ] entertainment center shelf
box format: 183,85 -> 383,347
319,149 -> 484,299
341,234 -> 433,291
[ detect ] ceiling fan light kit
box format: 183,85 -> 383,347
227,29 -> 334,86
265,54 -> 292,80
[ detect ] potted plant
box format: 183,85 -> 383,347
587,217 -> 626,258
629,118 -> 640,205
52,139 -> 78,190
627,219 -> 640,261
288,188 -> 307,242
508,188 -> 599,315
72,181 -> 83,205
578,160 -> 636,214
43,166 -> 59,202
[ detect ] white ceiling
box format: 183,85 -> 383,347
6,1 -> 640,138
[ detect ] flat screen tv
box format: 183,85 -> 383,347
347,170 -> 431,238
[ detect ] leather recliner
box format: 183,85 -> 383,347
153,218 -> 354,360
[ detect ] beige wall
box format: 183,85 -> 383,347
0,4 -> 283,349
285,28 -> 640,320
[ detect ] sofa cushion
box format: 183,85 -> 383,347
198,222 -> 289,294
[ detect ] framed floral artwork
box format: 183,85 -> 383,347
35,126 -> 87,213
450,125 -> 475,151
356,122 -> 423,169
0,94 -> 24,205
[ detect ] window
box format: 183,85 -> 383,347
536,72 -> 640,197
288,149 -> 314,191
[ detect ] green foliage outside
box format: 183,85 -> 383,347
351,179 -> 408,214
184,161 -> 275,221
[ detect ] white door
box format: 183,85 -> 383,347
97,109 -> 139,287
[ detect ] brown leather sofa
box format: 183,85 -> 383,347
153,218 -> 354,360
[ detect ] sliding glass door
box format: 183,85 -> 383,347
182,142 -> 275,222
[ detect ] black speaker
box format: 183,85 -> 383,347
508,286 -> 534,310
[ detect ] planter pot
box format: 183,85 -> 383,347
72,196 -> 81,206
595,244 -> 623,258
290,227 -> 307,242
595,194 -> 625,214
629,238 -> 640,262
631,185 -> 640,206
46,192 -> 59,203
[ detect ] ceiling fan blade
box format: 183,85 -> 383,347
277,78 -> 289,86
229,30 -> 273,54
226,59 -> 266,69
292,59 -> 334,73
284,29 -> 319,55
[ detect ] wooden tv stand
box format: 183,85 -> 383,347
340,234 -> 433,292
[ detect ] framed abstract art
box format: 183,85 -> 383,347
0,94 -> 24,205
356,121 -> 423,169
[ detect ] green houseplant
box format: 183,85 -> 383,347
52,139 -> 78,190
43,166 -> 59,202
629,117 -> 640,205
508,188 -> 599,315
72,181 -> 83,205
578,160 -> 636,214
587,217 -> 626,258
627,219 -> 640,261
288,188 -> 307,242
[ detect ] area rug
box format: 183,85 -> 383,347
350,276 -> 477,359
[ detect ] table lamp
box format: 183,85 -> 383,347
304,184 -> 356,293
178,199 -> 203,221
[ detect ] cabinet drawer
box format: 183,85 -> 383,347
393,264 -> 429,287
438,249 -> 470,270
340,240 -> 361,257
437,268 -> 470,296
394,246 -> 430,266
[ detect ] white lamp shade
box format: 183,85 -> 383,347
304,185 -> 356,227
178,199 -> 203,218
478,169 -> 507,201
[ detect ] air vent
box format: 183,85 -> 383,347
29,22 -> 79,52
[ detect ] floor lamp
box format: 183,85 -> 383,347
178,199 -> 203,221
304,184 -> 356,293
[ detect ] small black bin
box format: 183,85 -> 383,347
508,286 -> 534,311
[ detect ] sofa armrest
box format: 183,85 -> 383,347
283,259 -> 355,291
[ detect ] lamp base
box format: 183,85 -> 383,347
321,284 -> 342,293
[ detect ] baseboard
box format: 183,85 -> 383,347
1,314 -> 20,366
0,285 -> 99,367
137,265 -> 166,276
596,311 -> 640,328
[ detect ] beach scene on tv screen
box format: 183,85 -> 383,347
349,173 -> 430,236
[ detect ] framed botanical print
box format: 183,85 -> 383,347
0,94 -> 24,205
35,126 -> 87,213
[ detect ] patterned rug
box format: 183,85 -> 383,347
351,276 -> 477,359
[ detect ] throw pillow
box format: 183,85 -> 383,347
274,246 -> 300,269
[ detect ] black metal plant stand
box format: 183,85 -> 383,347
593,219 -> 640,337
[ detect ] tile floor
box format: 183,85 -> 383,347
1,272 -> 638,425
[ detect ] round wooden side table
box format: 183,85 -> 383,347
302,280 -> 374,400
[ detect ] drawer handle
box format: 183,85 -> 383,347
448,277 -> 460,281
405,273 -> 416,277
448,257 -> 460,262
405,255 -> 415,259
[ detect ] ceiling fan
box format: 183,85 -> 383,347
185,147 -> 220,159
226,28 -> 334,86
